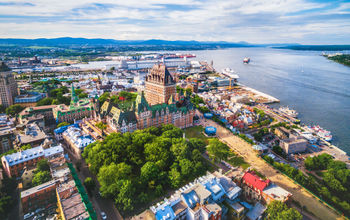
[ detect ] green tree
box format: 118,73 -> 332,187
141,162 -> 160,183
21,144 -> 32,150
6,104 -> 24,117
0,196 -> 13,219
36,97 -> 54,106
266,200 -> 302,220
98,92 -> 110,104
84,177 -> 96,193
179,158 -> 193,178
207,139 -> 230,162
57,122 -> 70,128
96,121 -> 107,134
169,167 -> 182,188
0,105 -> 6,113
115,179 -> 135,212
32,171 -> 51,186
37,159 -> 50,172
78,93 -> 88,99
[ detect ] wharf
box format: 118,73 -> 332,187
239,84 -> 280,104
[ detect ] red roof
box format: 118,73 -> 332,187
242,171 -> 270,192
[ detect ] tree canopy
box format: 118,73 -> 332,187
32,171 -> 51,186
266,201 -> 302,220
6,104 -> 24,117
83,124 -> 208,214
207,139 -> 230,162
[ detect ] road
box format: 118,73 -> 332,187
201,119 -> 343,220
63,143 -> 123,220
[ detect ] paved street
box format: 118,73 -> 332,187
63,144 -> 123,220
201,118 -> 342,220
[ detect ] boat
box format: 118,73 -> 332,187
309,125 -> 333,141
278,106 -> 298,118
243,57 -> 250,64
221,68 -> 239,79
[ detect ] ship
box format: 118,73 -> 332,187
310,125 -> 333,142
221,68 -> 239,79
278,106 -> 298,118
243,57 -> 250,64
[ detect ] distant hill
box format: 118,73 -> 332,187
274,45 -> 350,51
0,37 -> 253,47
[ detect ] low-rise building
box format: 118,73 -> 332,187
138,172 -> 242,220
21,179 -> 58,213
18,105 -> 57,126
1,145 -> 63,177
241,170 -> 291,204
54,124 -> 79,141
280,136 -> 308,154
62,126 -> 94,157
16,123 -> 47,147
15,92 -> 46,107
274,127 -> 291,139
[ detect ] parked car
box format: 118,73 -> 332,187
24,212 -> 35,219
101,212 -> 107,220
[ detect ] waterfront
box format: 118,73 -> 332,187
194,48 -> 350,154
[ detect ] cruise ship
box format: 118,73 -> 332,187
310,125 -> 333,142
221,68 -> 239,79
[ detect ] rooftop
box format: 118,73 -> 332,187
246,202 -> 266,220
242,171 -> 270,192
263,184 -> 292,201
21,179 -> 57,198
3,146 -> 44,166
17,123 -> 47,144
61,192 -> 89,220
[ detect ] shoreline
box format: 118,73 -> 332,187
239,83 -> 280,103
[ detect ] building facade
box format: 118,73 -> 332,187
53,84 -> 94,123
15,92 -> 46,107
145,64 -> 176,105
0,62 -> 18,107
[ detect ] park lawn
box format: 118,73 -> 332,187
184,126 -> 209,143
227,151 -> 250,170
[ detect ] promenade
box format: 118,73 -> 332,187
201,118 -> 343,220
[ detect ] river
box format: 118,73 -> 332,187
193,48 -> 350,154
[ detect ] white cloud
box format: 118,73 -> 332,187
0,0 -> 349,44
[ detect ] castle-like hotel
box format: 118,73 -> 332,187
95,64 -> 194,133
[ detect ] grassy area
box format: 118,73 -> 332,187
26,46 -> 57,49
227,151 -> 250,170
184,126 -> 209,143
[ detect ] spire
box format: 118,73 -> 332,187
71,83 -> 79,104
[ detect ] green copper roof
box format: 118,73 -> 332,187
71,84 -> 79,104
135,92 -> 150,113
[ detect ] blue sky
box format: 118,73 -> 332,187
0,0 -> 349,44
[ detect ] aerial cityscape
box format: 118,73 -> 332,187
0,1 -> 350,220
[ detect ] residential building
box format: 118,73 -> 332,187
144,64 -> 176,105
54,123 -> 79,141
15,123 -> 47,147
0,115 -> 15,154
15,92 -> 46,107
280,136 -> 308,154
62,126 -> 94,157
138,172 -> 241,220
56,180 -> 90,220
53,84 -> 94,123
274,127 -> 292,139
1,145 -> 63,177
241,170 -> 291,204
21,180 -> 58,213
0,62 -> 18,107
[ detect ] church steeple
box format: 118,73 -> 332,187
71,83 -> 79,105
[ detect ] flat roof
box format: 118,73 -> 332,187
61,193 -> 89,220
263,184 -> 291,201
21,179 -> 57,198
